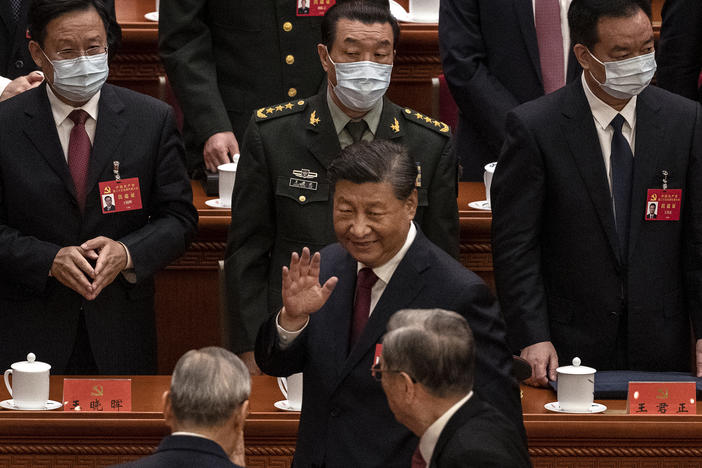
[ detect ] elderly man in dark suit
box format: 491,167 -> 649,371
439,0 -> 581,180
228,1 -> 457,373
0,0 -> 197,374
0,0 -> 118,102
492,0 -> 702,387
657,0 -> 702,104
379,309 -> 530,468
256,140 -> 522,468
112,347 -> 249,468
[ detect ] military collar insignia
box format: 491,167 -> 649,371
402,108 -> 450,134
390,117 -> 400,133
309,110 -> 320,126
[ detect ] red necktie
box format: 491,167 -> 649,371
349,267 -> 378,349
535,0 -> 565,94
411,446 -> 427,468
68,109 -> 92,212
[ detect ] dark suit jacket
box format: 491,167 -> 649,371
657,0 -> 702,103
0,0 -> 118,80
429,395 -> 531,468
439,0 -> 580,180
0,83 -> 198,374
111,435 -> 243,468
491,79 -> 702,371
255,230 -> 523,468
226,91 -> 459,353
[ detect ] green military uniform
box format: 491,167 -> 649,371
158,0 -> 327,176
224,91 -> 459,353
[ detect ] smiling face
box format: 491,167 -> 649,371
332,180 -> 417,268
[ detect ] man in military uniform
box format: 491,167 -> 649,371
225,1 -> 458,371
159,0 -> 389,177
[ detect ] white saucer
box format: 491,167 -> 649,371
274,400 -> 301,412
204,198 -> 230,208
468,200 -> 491,211
144,11 -> 159,22
544,402 -> 607,414
0,399 -> 63,411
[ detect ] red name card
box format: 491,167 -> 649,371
627,382 -> 696,415
62,379 -> 132,412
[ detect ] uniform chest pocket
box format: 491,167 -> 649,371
276,176 -> 329,205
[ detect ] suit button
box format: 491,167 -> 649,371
285,54 -> 295,65
330,407 -> 340,417
299,195 -> 306,202
288,87 -> 297,98
609,311 -> 618,319
14,59 -> 24,69
283,21 -> 293,32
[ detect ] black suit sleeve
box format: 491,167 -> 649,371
491,110 -> 550,352
119,106 -> 198,281
421,137 -> 460,259
224,119 -> 276,353
255,312 -> 307,376
657,0 -> 702,103
438,0 -> 522,154
158,0 -> 232,147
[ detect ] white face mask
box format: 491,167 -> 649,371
588,50 -> 656,99
43,50 -> 109,102
327,51 -> 392,112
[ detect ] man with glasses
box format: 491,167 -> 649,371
0,0 -> 197,374
255,140 -> 521,468
376,308 -> 530,468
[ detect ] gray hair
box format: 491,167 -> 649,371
169,347 -> 251,427
383,309 -> 474,398
327,140 -> 418,200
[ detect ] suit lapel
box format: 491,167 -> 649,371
326,253 -> 359,376
513,0 -> 542,88
84,85 -> 127,198
305,93 -> 342,169
332,231 -> 429,392
561,81 -> 621,263
374,98 -> 405,141
627,90 -> 662,261
429,398 -> 476,468
22,84 -> 77,200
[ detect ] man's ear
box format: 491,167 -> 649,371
406,189 -> 418,220
28,40 -> 46,69
400,372 -> 416,404
318,43 -> 331,72
573,43 -> 592,72
233,400 -> 250,428
162,391 -> 175,429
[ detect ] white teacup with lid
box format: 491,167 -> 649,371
556,357 -> 596,412
4,353 -> 51,409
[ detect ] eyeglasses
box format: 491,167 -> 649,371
54,45 -> 108,60
370,362 -> 416,382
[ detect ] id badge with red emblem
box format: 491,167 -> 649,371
645,189 -> 681,221
297,0 -> 335,16
98,177 -> 143,214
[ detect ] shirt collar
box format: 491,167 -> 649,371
170,431 -> 213,441
327,86 -> 383,137
581,72 -> 637,132
357,222 -> 417,285
418,391 -> 473,465
46,84 -> 101,128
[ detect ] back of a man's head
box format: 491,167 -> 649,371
169,347 -> 251,428
383,309 -> 475,398
568,0 -> 652,49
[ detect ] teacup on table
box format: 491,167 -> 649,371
277,372 -> 303,411
4,353 -> 50,409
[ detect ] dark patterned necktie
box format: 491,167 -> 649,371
411,445 -> 427,468
610,114 -> 634,261
346,119 -> 368,143
10,0 -> 22,23
349,267 -> 378,350
68,110 -> 92,213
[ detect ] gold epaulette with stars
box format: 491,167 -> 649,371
401,108 -> 450,135
254,100 -> 308,122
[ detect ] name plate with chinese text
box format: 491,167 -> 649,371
627,382 -> 695,415
62,379 -> 132,412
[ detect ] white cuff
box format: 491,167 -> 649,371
275,310 -> 309,349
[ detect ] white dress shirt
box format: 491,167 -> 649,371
581,73 -> 637,193
532,0 -> 573,77
276,222 -> 418,347
418,391 -> 474,465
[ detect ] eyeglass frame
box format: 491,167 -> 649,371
370,362 -> 416,383
52,45 -> 108,61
